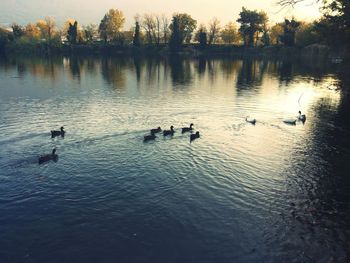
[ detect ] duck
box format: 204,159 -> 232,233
298,111 -> 306,122
190,131 -> 200,142
38,149 -> 58,164
163,126 -> 175,136
144,131 -> 157,142
51,126 -> 65,138
150,127 -> 162,134
283,119 -> 297,125
245,117 -> 256,125
182,123 -> 194,133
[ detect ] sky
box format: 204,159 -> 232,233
0,0 -> 322,29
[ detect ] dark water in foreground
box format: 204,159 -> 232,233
0,55 -> 349,262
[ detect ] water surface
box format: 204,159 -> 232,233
0,55 -> 349,262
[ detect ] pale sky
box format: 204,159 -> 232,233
0,0 -> 321,29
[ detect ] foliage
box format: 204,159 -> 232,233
270,23 -> 283,45
11,23 -> 25,40
83,24 -> 98,43
194,24 -> 208,48
169,16 -> 182,51
170,13 -> 197,44
98,9 -> 125,43
0,27 -> 11,51
24,23 -> 41,40
280,18 -> 300,46
237,7 -> 268,46
295,22 -> 320,46
221,22 -> 240,44
36,17 -> 57,45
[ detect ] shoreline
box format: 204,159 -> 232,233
2,43 -> 348,62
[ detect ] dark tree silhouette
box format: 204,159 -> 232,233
67,21 -> 78,44
133,21 -> 141,47
199,31 -> 207,48
11,23 -> 25,40
280,18 -> 300,46
169,16 -> 182,52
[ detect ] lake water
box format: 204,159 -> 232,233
0,55 -> 349,262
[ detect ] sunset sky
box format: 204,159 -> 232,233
0,0 -> 321,29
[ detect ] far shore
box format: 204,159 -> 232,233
1,43 -> 348,62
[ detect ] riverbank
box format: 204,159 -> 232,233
2,42 -> 349,62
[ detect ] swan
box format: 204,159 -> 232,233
51,127 -> 65,138
144,131 -> 157,142
182,123 -> 194,133
245,117 -> 256,125
298,111 -> 306,122
150,127 -> 162,134
190,131 -> 200,142
39,149 -> 58,164
163,126 -> 175,136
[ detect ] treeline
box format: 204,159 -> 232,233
0,0 -> 348,55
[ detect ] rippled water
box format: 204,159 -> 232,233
0,55 -> 349,262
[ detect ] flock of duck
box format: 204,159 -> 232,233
144,123 -> 200,142
38,124 -> 200,165
39,111 -> 306,165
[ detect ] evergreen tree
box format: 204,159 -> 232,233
133,21 -> 141,47
169,16 -> 182,52
67,21 -> 78,44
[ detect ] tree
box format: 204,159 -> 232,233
237,7 -> 267,46
24,23 -> 41,40
295,22 -> 320,46
278,0 -> 350,45
170,13 -> 197,44
133,21 -> 141,46
67,20 -> 78,44
208,17 -> 221,45
221,22 -> 239,44
169,16 -> 182,51
83,24 -> 98,43
194,24 -> 207,42
199,31 -> 207,48
161,15 -> 170,44
99,9 -> 125,43
36,17 -> 57,45
142,14 -> 156,44
280,18 -> 300,46
270,23 -> 284,45
11,23 -> 24,40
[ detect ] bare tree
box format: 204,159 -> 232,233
208,17 -> 221,45
161,15 -> 170,44
142,14 -> 156,44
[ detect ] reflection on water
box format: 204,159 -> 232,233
0,55 -> 349,262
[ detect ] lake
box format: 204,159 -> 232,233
0,55 -> 349,262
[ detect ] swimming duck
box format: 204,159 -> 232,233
144,131 -> 157,142
163,126 -> 175,136
245,117 -> 256,125
298,111 -> 306,122
150,127 -> 162,134
38,149 -> 58,164
51,126 -> 65,138
283,119 -> 297,125
182,123 -> 194,133
190,131 -> 200,142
